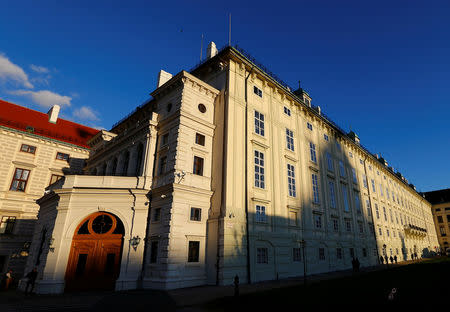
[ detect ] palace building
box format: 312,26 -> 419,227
22,44 -> 439,293
0,100 -> 98,280
423,188 -> 450,254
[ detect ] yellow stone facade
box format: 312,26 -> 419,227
24,45 -> 439,293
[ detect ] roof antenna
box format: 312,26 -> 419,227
229,13 -> 232,46
200,33 -> 204,61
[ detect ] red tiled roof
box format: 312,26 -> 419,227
0,99 -> 99,148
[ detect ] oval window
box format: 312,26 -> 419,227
198,104 -> 206,113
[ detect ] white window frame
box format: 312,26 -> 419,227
287,164 -> 296,197
254,150 -> 265,189
254,111 -> 265,136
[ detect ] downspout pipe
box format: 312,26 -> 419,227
244,66 -> 254,284
363,156 -> 381,264
139,129 -> 159,288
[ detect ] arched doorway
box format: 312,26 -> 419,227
65,212 -> 124,291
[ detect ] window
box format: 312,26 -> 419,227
324,134 -> 329,141
352,168 -> 357,183
363,248 -> 367,257
257,248 -> 268,264
386,188 -> 390,200
20,144 -> 36,154
314,214 -> 322,229
293,248 -> 302,262
371,179 -> 376,192
383,207 -> 387,221
289,211 -> 298,226
360,159 -> 364,165
195,133 -> 205,146
158,156 -> 167,175
378,227 -> 382,236
375,204 -> 380,219
307,122 -> 313,131
286,129 -> 294,151
287,164 -> 296,197
437,216 -> 443,223
362,175 -> 368,188
439,226 -> 446,236
319,248 -> 325,260
254,151 -> 265,189
447,215 -> 450,222
329,181 -> 336,209
345,219 -> 352,232
150,241 -> 158,263
358,222 -> 364,234
350,248 -> 355,258
342,185 -> 350,212
188,241 -> 200,262
190,208 -> 201,221
0,217 -> 16,234
332,218 -> 339,232
337,248 -> 342,259
256,205 -> 267,223
312,174 -> 320,204
366,200 -> 371,216
349,151 -> 353,158
198,104 -> 206,113
10,168 -> 30,192
49,174 -> 63,186
336,142 -> 341,151
56,152 -> 69,161
380,184 -> 384,196
309,142 -> 317,163
254,111 -> 265,136
389,209 -> 393,222
339,161 -> 345,177
284,106 -> 291,116
354,193 -> 361,214
326,153 -> 333,171
254,86 -> 262,97
193,156 -> 204,175
153,208 -> 161,222
162,133 -> 169,145
386,229 -> 390,237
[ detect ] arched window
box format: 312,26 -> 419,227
122,151 -> 130,176
135,143 -> 144,176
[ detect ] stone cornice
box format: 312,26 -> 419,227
151,71 -> 219,100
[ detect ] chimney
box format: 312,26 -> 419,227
157,70 -> 173,88
207,42 -> 218,59
47,105 -> 60,124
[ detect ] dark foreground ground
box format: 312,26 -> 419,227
0,257 -> 448,311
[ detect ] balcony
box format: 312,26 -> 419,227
404,224 -> 427,237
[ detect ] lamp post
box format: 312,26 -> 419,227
130,236 -> 141,251
301,239 -> 307,285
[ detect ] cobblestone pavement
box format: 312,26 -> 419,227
0,259 -> 425,312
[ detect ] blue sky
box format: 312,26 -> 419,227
0,0 -> 449,191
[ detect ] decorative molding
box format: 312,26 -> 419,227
250,139 -> 270,150
12,160 -> 37,169
251,197 -> 271,204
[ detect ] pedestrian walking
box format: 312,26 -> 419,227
394,255 -> 397,264
233,275 -> 239,297
389,256 -> 393,264
355,258 -> 360,272
25,268 -> 38,295
411,253 -> 414,261
380,256 -> 384,264
384,255 -> 388,264
4,270 -> 13,290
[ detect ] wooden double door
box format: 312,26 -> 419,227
65,212 -> 124,292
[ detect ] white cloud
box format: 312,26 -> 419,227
9,90 -> 71,108
72,106 -> 99,121
30,64 -> 50,73
0,54 -> 34,88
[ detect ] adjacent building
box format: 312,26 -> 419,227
23,44 -> 439,294
0,100 -> 98,280
423,188 -> 450,253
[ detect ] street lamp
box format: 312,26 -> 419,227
130,235 -> 141,251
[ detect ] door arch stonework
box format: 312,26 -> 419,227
65,212 -> 124,291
